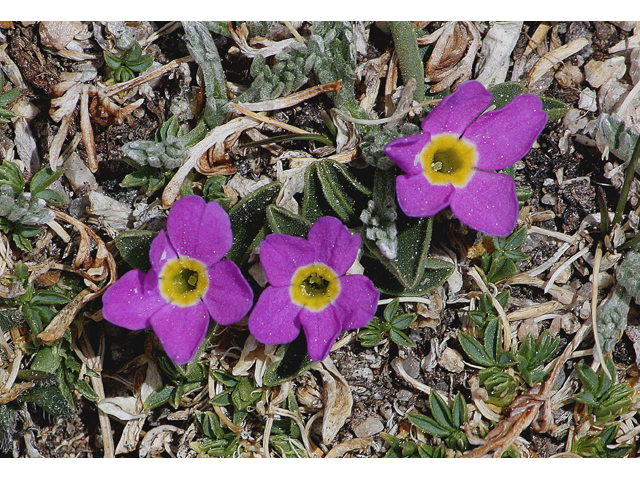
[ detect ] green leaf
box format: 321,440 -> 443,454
458,332 -> 494,367
540,96 -> 569,123
72,377 -> 99,402
263,331 -> 316,387
0,87 -> 20,107
115,230 -> 157,272
266,205 -> 312,238
452,392 -> 467,428
488,82 -> 525,110
429,391 -> 454,430
31,346 -> 62,373
362,213 -> 453,295
391,313 -> 416,330
407,413 -> 453,437
31,291 -> 70,306
210,390 -> 233,407
144,385 -> 177,410
576,363 -> 599,393
103,50 -> 122,70
33,188 -> 66,207
226,181 -> 281,266
483,318 -> 501,362
211,369 -> 240,388
0,161 -> 25,195
315,160 -> 371,225
389,328 -> 415,348
29,167 -> 65,195
383,299 -> 400,323
22,304 -> 43,335
357,329 -> 384,348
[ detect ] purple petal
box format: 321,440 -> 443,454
396,173 -> 454,217
248,286 -> 302,345
308,216 -> 361,276
421,81 -> 493,136
463,94 -> 548,170
299,306 -> 342,362
259,233 -> 316,287
149,230 -> 177,272
166,195 -> 232,266
149,301 -> 210,364
102,269 -> 166,330
383,133 -> 431,176
203,259 -> 253,326
334,275 -> 380,330
450,170 -> 518,237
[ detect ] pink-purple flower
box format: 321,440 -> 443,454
248,216 -> 380,362
384,80 -> 547,237
102,196 -> 253,364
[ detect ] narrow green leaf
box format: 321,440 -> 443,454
227,182 -> 281,266
29,167 -> 65,195
407,413 -> 453,437
144,386 -> 177,409
115,230 -> 157,272
429,391 -> 454,430
389,328 -> 415,348
266,205 -> 312,238
458,332 -> 494,367
452,392 -> 467,428
483,318 -> 501,362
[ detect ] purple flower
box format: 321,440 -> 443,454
102,196 -> 253,364
384,80 -> 547,237
248,216 -> 380,362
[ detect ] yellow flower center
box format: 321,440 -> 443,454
290,263 -> 340,312
159,257 -> 209,307
420,134 -> 477,187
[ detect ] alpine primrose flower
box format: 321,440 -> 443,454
384,80 -> 548,237
102,196 -> 253,364
248,216 -> 380,362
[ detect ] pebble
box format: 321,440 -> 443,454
352,417 -> 384,438
584,57 -> 626,89
401,356 -> 421,379
578,88 -> 598,112
555,64 -> 584,88
39,21 -> 83,50
396,389 -> 413,402
598,79 -> 630,113
437,347 -> 465,373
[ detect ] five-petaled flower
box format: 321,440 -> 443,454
384,80 -> 548,237
102,196 -> 253,364
248,216 -> 380,362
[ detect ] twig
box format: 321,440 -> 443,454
102,55 -> 192,97
590,241 -> 609,377
230,103 -> 311,135
469,266 -> 511,351
236,80 -> 342,112
543,245 -> 590,294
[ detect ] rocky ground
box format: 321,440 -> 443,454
1,21 -> 640,458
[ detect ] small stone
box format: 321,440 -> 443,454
396,389 -> 413,402
599,79 -> 630,113
437,347 -> 464,373
555,64 -> 584,88
39,21 -> 83,50
584,57 -> 627,89
578,88 -> 598,112
630,49 -> 640,85
517,319 -> 540,343
401,356 -> 421,378
352,417 -> 384,438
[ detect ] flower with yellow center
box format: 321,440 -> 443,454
384,80 -> 548,237
290,263 -> 341,312
420,133 -> 477,187
102,196 -> 253,365
248,216 -> 380,362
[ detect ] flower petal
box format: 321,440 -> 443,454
259,233 -> 316,287
248,286 -> 302,345
396,173 -> 454,217
149,301 -> 210,364
166,195 -> 232,266
149,229 -> 177,272
383,132 -> 431,176
421,81 -> 492,136
334,275 -> 380,330
299,306 -> 342,362
450,170 -> 518,237
307,216 -> 361,276
102,269 -> 166,330
463,94 -> 548,170
203,259 -> 253,326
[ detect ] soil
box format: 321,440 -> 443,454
1,21 -> 639,458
